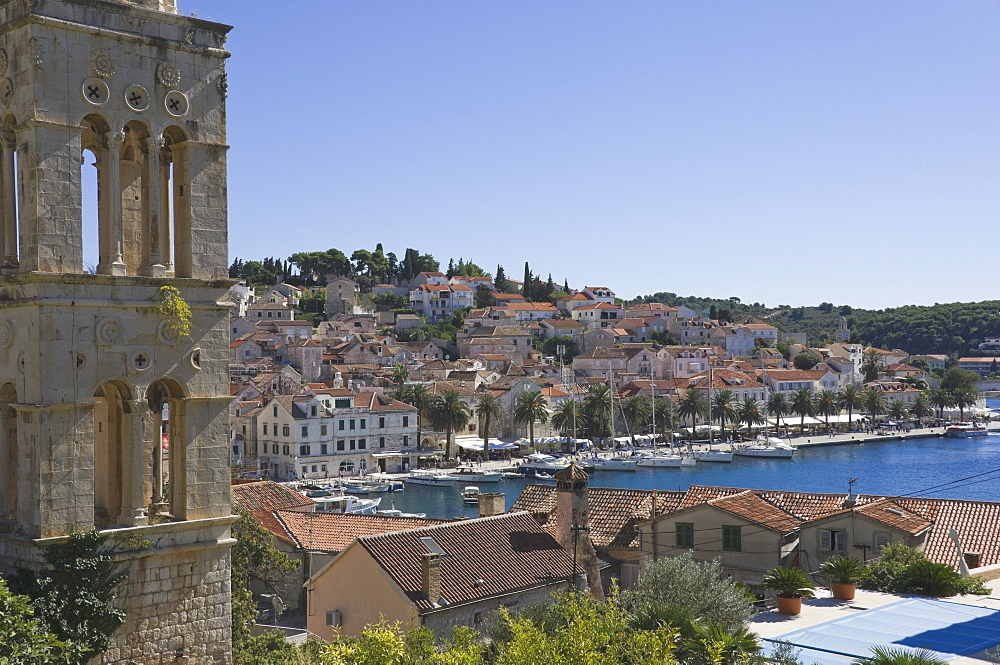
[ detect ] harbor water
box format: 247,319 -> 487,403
377,424 -> 1000,521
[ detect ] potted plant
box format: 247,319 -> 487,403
819,555 -> 865,600
762,566 -> 816,615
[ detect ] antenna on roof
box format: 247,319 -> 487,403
848,477 -> 859,494
843,477 -> 860,508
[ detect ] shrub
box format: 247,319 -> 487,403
860,544 -> 988,596
762,566 -> 816,599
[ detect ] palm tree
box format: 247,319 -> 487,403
852,646 -> 945,665
952,386 -> 979,421
887,400 -> 909,424
428,390 -> 470,460
861,388 -> 886,426
584,384 -> 613,444
737,396 -> 766,436
513,390 -> 548,450
766,392 -> 789,432
620,395 -> 651,447
397,383 -> 434,449
791,387 -> 815,432
678,389 -> 708,440
860,349 -> 884,383
551,399 -> 579,439
928,388 -> 953,420
813,389 -> 839,432
473,393 -> 501,463
391,363 -> 409,386
911,393 -> 932,427
838,385 -> 862,429
710,389 -> 737,438
653,397 -> 678,444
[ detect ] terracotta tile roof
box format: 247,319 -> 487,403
708,491 -> 802,534
275,510 -> 444,552
575,302 -> 622,311
357,512 -> 575,613
895,498 -> 1000,569
506,302 -> 558,311
351,392 -> 417,412
559,293 -> 592,302
765,369 -> 829,381
232,481 -> 315,544
511,485 -> 685,549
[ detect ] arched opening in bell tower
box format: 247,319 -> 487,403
161,125 -> 192,278
79,114 -> 109,274
146,378 -> 188,520
93,380 -> 133,528
1,114 -> 18,269
121,121 -> 150,276
0,383 -> 18,523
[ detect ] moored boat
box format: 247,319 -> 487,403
691,449 -> 733,463
590,456 -> 639,471
945,423 -> 990,438
635,452 -> 695,468
462,486 -> 481,504
447,466 -> 503,483
734,439 -> 796,458
405,470 -> 457,486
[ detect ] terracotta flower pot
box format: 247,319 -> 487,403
776,595 -> 802,615
831,582 -> 856,601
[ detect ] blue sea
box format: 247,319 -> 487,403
379,399 -> 1000,520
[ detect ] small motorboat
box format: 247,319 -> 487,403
462,486 -> 481,505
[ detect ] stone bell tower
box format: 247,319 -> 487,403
0,0 -> 235,663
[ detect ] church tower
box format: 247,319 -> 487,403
0,0 -> 234,662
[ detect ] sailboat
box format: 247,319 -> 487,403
636,377 -> 695,467
590,368 -> 638,471
689,363 -> 733,462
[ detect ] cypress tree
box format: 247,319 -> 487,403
523,262 -> 531,301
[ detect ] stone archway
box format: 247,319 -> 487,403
146,378 -> 188,519
93,379 -> 137,528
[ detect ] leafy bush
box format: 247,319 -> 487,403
860,544 -> 988,596
0,578 -> 82,665
628,553 -> 754,632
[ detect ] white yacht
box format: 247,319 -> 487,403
447,466 -> 503,483
405,470 -> 457,486
590,456 -> 639,471
734,437 -> 796,458
635,452 -> 695,468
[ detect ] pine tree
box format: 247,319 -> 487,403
446,258 -> 455,278
495,265 -> 507,291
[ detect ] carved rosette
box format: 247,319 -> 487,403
157,319 -> 179,345
90,49 -> 116,79
157,62 -> 181,89
97,317 -> 122,346
0,319 -> 13,349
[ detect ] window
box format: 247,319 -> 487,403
722,525 -> 742,552
282,425 -> 290,437
359,438 -> 366,450
675,522 -> 694,549
241,424 -> 246,435
301,466 -> 307,475
379,436 -> 385,448
273,406 -> 278,417
360,418 -> 366,430
321,464 -> 327,472
321,424 -> 328,436
335,398 -> 351,408
321,443 -> 328,455
301,425 -> 308,438
403,416 -> 409,427
338,420 -> 345,431
821,529 -> 846,552
282,445 -> 290,456
403,435 -> 409,446
272,444 -> 278,455
336,440 -> 345,451
262,424 -> 268,435
349,419 -> 356,430
379,417 -> 385,428
311,405 -> 317,417
874,532 -> 891,553
299,445 -> 310,456
349,439 -> 356,451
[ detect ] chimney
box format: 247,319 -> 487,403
964,551 -> 981,570
421,553 -> 442,605
478,492 -> 505,518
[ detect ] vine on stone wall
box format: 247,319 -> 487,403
153,285 -> 193,338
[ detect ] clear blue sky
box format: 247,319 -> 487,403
186,0 -> 1000,310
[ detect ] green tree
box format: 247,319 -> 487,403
678,389 -> 708,439
791,387 -> 815,431
710,389 -> 737,437
911,393 -> 932,427
766,392 -> 789,430
793,351 -> 821,370
952,386 -> 979,421
474,393 -> 502,463
514,390 -> 548,450
928,388 -> 954,420
838,385 -> 863,428
495,265 -> 508,292
629,553 -> 754,633
737,396 -> 766,435
474,284 -> 495,308
813,389 -> 839,431
231,510 -> 300,647
551,399 -> 580,440
888,400 -> 910,423
583,384 -> 613,443
0,578 -> 81,665
620,396 -> 651,446
653,398 -> 679,444
860,349 -> 884,383
319,621 -> 482,665
861,388 -> 886,424
391,363 -> 409,386
429,391 -> 471,460
397,383 -> 434,449
522,262 -> 532,301
852,646 -> 946,665
20,531 -> 127,664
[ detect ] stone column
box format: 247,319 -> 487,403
168,141 -> 192,278
141,137 -> 165,277
158,150 -> 172,275
118,400 -> 148,527
0,137 -> 17,268
98,131 -> 126,275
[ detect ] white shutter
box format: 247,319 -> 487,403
820,529 -> 832,551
